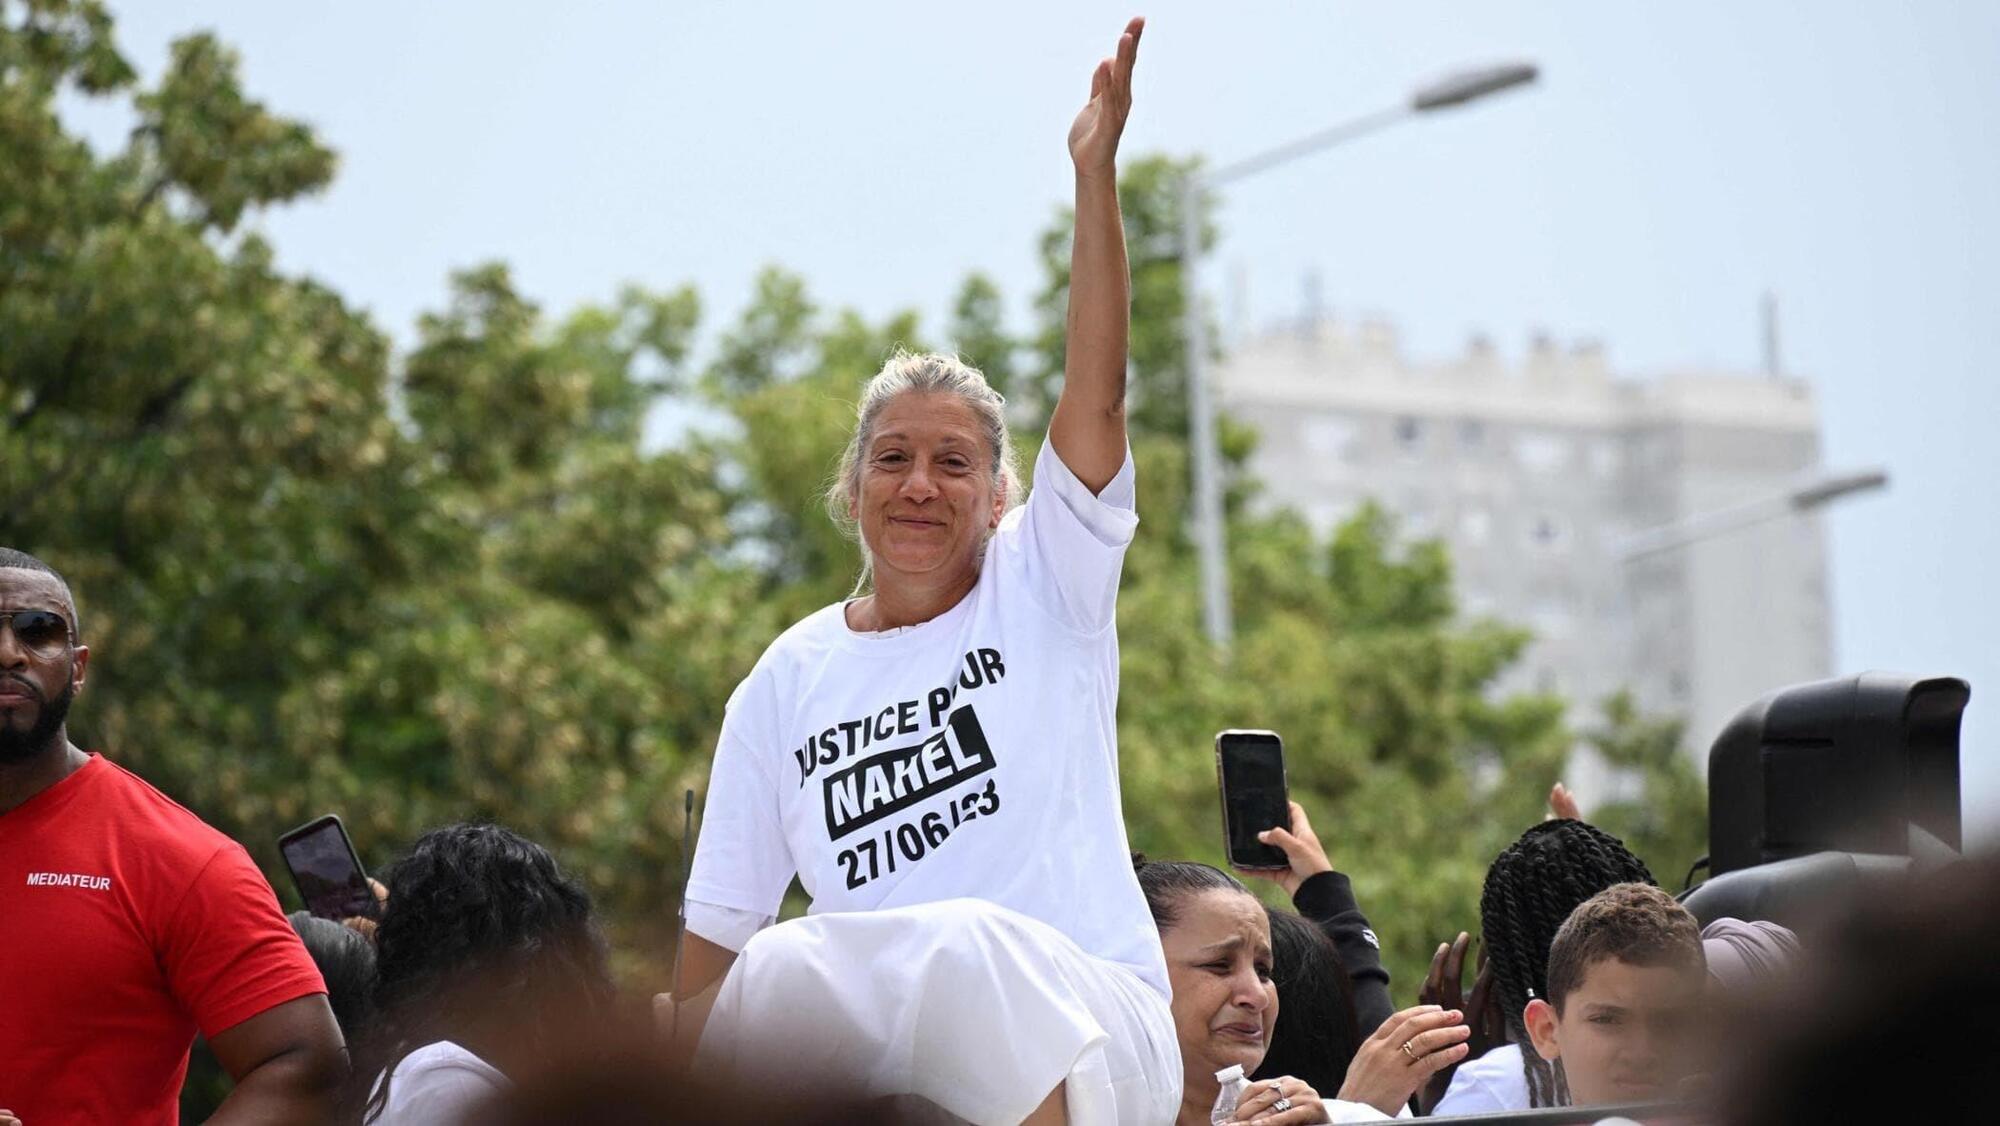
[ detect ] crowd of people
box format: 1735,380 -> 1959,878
2,16 -> 1992,1126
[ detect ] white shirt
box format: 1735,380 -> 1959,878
1328,1102 -> 1415,1121
365,1040 -> 507,1125
693,898 -> 1181,1125
1433,1041 -> 1531,1116
685,439 -> 1168,997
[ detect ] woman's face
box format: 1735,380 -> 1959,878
852,392 -> 1004,585
1162,888 -> 1278,1085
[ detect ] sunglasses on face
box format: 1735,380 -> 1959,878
0,610 -> 72,659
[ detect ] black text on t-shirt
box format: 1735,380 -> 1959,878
823,704 -> 996,840
792,647 -> 1007,786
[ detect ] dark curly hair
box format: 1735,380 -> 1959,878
356,823 -> 614,1122
1479,819 -> 1654,1107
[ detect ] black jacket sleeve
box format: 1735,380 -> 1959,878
1293,870 -> 1394,1037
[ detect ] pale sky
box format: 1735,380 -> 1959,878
71,2 -> 1999,842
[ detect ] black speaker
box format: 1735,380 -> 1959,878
1682,850 -> 1913,934
1707,672 -> 1969,877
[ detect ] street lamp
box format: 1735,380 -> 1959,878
1181,61 -> 1539,649
1615,467 -> 1889,563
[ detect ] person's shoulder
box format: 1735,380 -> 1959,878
1003,433 -> 1138,553
767,601 -> 848,653
394,1040 -> 507,1097
1461,1041 -> 1523,1076
725,602 -> 847,711
400,1040 -> 506,1082
747,603 -> 845,672
1436,1042 -> 1527,1113
375,1041 -> 507,1122
90,755 -> 238,859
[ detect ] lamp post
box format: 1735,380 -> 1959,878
1181,62 -> 1538,649
1615,467 -> 1889,563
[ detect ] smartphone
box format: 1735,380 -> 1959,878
1216,729 -> 1290,870
279,814 -> 380,921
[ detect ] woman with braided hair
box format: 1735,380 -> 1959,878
1431,818 -> 1655,1115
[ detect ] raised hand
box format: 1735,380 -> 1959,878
1248,800 -> 1334,897
1547,781 -> 1583,822
1068,17 -> 1143,179
1417,933 -> 1503,1112
1337,1004 -> 1472,1115
1050,16 -> 1143,490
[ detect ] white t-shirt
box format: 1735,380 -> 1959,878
685,438 -> 1168,997
1433,1041 -> 1531,1116
365,1040 -> 508,1125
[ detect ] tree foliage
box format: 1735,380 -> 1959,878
3,8 -> 1706,1113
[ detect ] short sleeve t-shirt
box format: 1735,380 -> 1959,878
0,754 -> 328,1124
1434,1041 -> 1532,1116
365,1040 -> 510,1125
685,438 -> 1168,997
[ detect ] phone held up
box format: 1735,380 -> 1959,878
278,814 -> 380,922
1215,729 -> 1290,870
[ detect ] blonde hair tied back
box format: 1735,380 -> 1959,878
826,351 -> 1023,594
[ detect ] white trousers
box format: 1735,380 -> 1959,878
694,898 -> 1183,1125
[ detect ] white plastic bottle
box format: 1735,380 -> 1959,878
1210,1063 -> 1251,1124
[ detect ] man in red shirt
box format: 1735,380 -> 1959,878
0,549 -> 346,1123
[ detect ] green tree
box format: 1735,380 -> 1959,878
1026,153 -> 1212,442
0,0 -> 737,972
1013,157 -> 1694,989
948,271 -> 1018,399
4,10 -> 1710,1116
704,265 -> 929,609
1583,692 -> 1709,892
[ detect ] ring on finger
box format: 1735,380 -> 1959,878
1273,1097 -> 1293,1112
1401,1038 -> 1418,1059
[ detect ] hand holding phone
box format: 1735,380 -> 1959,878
1240,799 -> 1336,897
279,814 -> 381,921
1216,729 -> 1290,870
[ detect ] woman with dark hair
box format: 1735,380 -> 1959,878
1256,909 -> 1362,1100
1432,818 -> 1655,1115
1134,858 -> 1468,1124
356,823 -> 615,1125
1244,801 -> 1393,1036
287,911 -> 378,1049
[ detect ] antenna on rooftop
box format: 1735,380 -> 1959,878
1761,290 -> 1782,378
1300,266 -> 1325,338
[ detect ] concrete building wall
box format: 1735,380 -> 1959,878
1218,318 -> 1833,760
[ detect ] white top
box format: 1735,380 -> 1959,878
694,898 -> 1181,1125
685,439 -> 1168,997
1326,1101 -> 1404,1122
365,1040 -> 508,1125
1433,1041 -> 1531,1116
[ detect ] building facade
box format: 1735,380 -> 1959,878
1218,317 -> 1832,762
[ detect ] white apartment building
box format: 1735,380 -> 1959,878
1218,316 -> 1832,761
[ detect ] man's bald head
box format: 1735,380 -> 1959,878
0,548 -> 81,639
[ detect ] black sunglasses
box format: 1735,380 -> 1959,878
0,610 -> 72,659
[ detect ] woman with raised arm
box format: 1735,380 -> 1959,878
666,19 -> 1177,1125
